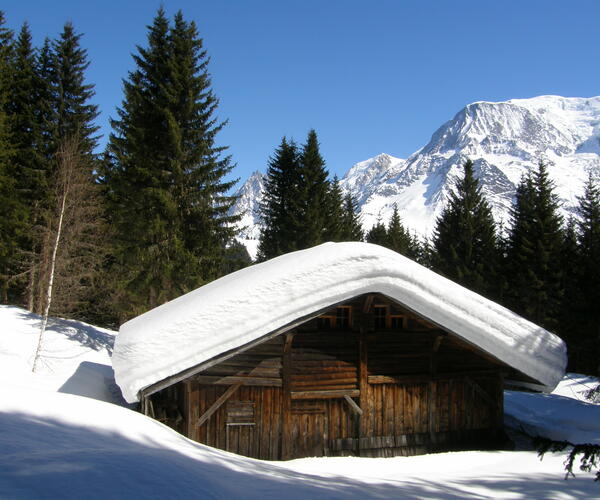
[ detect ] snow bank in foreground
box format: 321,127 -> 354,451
1,386 -> 597,500
0,303 -> 597,499
0,305 -> 121,404
505,374 -> 600,445
114,242 -> 566,403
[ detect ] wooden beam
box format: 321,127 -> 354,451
368,369 -> 503,385
343,395 -> 364,416
194,375 -> 282,387
362,294 -> 375,313
196,383 -> 242,427
291,389 -> 360,400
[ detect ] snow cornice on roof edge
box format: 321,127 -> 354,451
112,242 -> 567,403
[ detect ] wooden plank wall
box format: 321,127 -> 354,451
149,294 -> 507,460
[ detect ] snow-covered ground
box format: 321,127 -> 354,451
1,305 -> 599,499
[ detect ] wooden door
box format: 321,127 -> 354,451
290,400 -> 328,458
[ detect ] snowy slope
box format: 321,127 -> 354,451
0,305 -> 122,404
113,242 -> 566,403
0,304 -> 598,498
232,95 -> 600,249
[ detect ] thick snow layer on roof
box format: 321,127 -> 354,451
112,242 -> 567,403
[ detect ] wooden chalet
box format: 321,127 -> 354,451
113,242 -> 566,461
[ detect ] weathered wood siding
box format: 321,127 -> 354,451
149,293 -> 508,460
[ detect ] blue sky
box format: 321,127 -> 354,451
4,1 -> 600,186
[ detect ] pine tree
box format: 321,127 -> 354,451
558,217 -> 583,370
386,204 -> 415,257
366,220 -> 388,246
105,9 -> 238,319
50,22 -> 99,154
505,162 -> 564,329
341,193 -> 363,241
324,176 -> 344,241
257,137 -> 302,260
0,12 -> 18,301
432,159 -> 499,297
575,174 -> 600,375
298,129 -> 329,247
4,24 -> 52,303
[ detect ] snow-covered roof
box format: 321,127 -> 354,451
112,242 -> 567,403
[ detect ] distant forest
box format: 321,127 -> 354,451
0,9 -> 598,376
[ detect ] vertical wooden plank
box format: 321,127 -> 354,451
384,384 -> 395,436
280,332 -> 294,460
394,385 -> 406,436
259,387 -> 269,459
358,331 -> 369,455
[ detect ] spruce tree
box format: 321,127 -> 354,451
505,162 -> 564,329
386,204 -> 415,258
341,193 -> 364,241
50,22 -> 99,154
575,175 -> 600,374
324,176 -> 344,241
4,24 -> 51,303
366,220 -> 388,246
558,217 -> 583,370
432,159 -> 499,297
0,12 -> 16,300
298,129 -> 329,247
105,9 -> 238,319
257,137 -> 302,260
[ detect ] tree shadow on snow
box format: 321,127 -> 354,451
16,308 -> 115,355
0,409 -> 596,500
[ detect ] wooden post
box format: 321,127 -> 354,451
280,331 -> 295,460
428,335 -> 443,444
358,334 -> 368,455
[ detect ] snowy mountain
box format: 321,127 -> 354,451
232,95 -> 600,256
345,95 -> 600,234
229,170 -> 265,258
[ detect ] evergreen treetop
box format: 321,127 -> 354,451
505,161 -> 564,328
432,159 -> 499,297
51,22 -> 99,153
105,8 -> 238,319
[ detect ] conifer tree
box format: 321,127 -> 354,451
366,220 -> 388,246
505,162 -> 564,329
341,193 -> 364,241
386,204 -> 415,257
575,175 -> 600,374
257,137 -> 302,260
50,22 -> 99,154
298,129 -> 329,247
324,176 -> 344,241
4,24 -> 52,303
558,217 -> 582,369
105,9 -> 238,319
0,12 -> 16,300
432,159 -> 499,297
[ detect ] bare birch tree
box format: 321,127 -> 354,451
32,135 -> 106,371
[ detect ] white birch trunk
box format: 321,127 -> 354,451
32,172 -> 69,373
